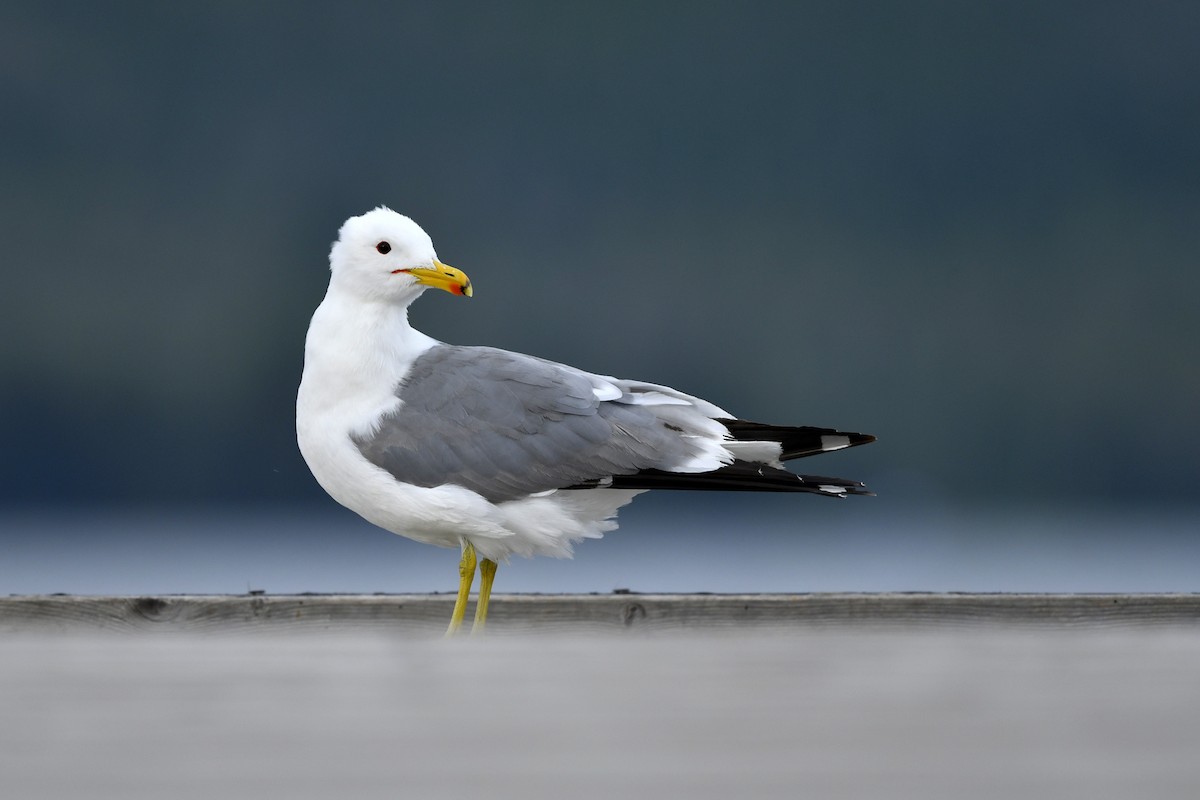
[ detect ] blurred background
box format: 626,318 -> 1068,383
2,1 -> 1197,594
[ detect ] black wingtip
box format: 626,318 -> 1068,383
719,419 -> 877,460
578,463 -> 874,496
796,473 -> 875,498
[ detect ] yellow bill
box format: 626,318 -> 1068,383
396,259 -> 473,297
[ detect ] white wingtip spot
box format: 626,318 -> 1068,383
818,485 -> 849,496
820,435 -> 851,452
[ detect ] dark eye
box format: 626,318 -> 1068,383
375,241 -> 392,254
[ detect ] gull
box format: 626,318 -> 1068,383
296,207 -> 874,634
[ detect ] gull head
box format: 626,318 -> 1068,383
328,207 -> 472,304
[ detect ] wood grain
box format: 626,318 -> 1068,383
3,593 -> 1199,634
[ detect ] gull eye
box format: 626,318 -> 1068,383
375,241 -> 392,254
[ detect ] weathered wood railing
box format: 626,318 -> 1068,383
3,593 -> 1199,634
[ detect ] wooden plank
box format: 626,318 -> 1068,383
7,628 -> 1200,799
3,593 -> 1200,634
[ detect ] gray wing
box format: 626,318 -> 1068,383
353,345 -> 704,502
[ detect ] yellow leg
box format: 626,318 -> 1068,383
471,558 -> 499,634
445,541 -> 477,637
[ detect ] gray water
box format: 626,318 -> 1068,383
3,496 -> 1197,595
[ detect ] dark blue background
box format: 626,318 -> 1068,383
3,2 -> 1197,592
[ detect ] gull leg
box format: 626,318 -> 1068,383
445,541 -> 477,637
471,558 -> 499,634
